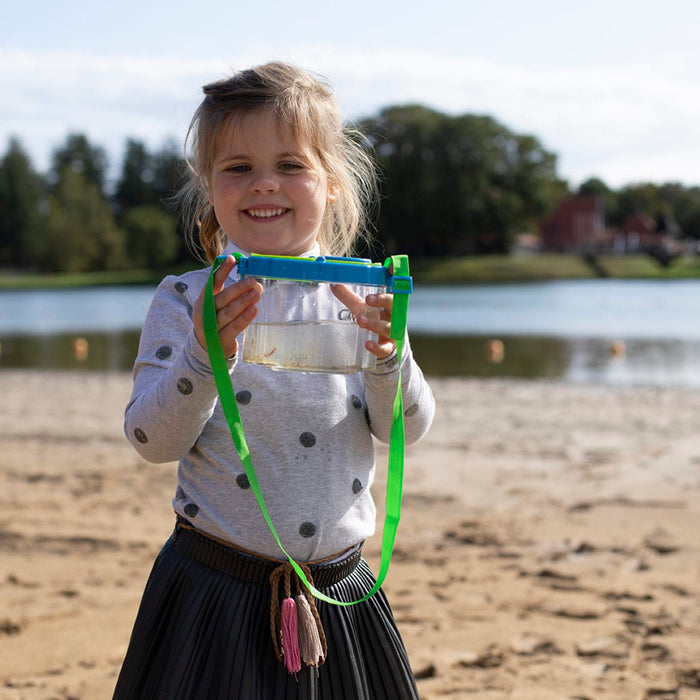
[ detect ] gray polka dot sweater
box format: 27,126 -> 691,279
124,263 -> 435,561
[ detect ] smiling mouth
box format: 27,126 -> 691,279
245,208 -> 287,219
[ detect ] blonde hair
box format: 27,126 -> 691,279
181,61 -> 378,262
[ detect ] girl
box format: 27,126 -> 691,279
114,61 -> 435,699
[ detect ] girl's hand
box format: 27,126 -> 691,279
331,285 -> 396,359
193,255 -> 263,359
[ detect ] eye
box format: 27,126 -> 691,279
279,161 -> 305,172
225,163 -> 250,173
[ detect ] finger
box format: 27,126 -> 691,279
212,255 -> 237,295
356,311 -> 392,340
216,282 -> 263,329
218,302 -> 259,351
365,337 -> 396,359
331,284 -> 365,316
215,283 -> 262,358
365,292 -> 393,312
214,277 -> 262,313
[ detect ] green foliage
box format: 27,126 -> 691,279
2,102 -> 700,277
44,168 -> 125,272
122,205 -> 178,269
576,177 -> 700,239
656,183 -> 700,239
150,139 -> 187,209
49,133 -> 108,195
0,138 -> 46,267
115,139 -> 156,212
114,138 -> 190,263
360,105 -> 565,257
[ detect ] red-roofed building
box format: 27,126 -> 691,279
614,212 -> 680,253
539,196 -> 606,252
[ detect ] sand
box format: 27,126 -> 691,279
1,370 -> 700,699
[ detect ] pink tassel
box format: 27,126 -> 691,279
280,597 -> 301,674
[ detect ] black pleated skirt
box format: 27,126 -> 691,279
113,521 -> 419,699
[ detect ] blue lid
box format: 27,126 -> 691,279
235,253 -> 395,287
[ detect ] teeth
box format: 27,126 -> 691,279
248,208 -> 284,218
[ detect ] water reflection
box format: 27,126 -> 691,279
0,330 -> 142,372
410,334 -> 571,379
410,334 -> 700,387
3,330 -> 699,387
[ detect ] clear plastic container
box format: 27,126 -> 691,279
235,254 -> 399,373
243,279 -> 383,373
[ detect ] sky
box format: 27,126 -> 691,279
2,0 -> 699,190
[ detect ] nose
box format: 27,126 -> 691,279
250,169 -> 279,194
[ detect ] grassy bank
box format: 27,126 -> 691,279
2,254 -> 700,289
412,253 -> 700,284
0,267 -> 187,290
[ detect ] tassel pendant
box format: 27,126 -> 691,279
280,597 -> 301,674
269,562 -> 327,673
296,594 -> 325,667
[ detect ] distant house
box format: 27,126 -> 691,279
615,212 -> 681,253
540,196 -> 606,253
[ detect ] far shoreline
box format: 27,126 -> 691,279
2,253 -> 700,290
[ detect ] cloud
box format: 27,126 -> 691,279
313,48 -> 700,187
1,47 -> 699,188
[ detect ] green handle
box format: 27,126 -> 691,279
203,254 -> 411,605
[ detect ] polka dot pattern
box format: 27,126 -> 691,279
134,428 -> 148,444
184,503 -> 199,518
352,478 -> 363,494
404,403 -> 419,417
155,345 -> 173,360
299,432 -> 316,448
236,390 -> 252,405
177,378 -> 193,395
299,522 -> 316,538
174,281 -> 188,294
236,473 -> 250,489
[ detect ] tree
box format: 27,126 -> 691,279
150,140 -> 193,263
113,138 -> 192,264
114,139 -> 156,214
122,205 -> 178,269
0,138 -> 46,267
151,138 -> 187,208
44,168 -> 124,272
49,133 -> 108,195
361,105 -> 564,256
657,182 -> 700,239
615,183 -> 669,223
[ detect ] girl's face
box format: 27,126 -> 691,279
208,109 -> 335,256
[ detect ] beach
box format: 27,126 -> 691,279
1,370 -> 700,699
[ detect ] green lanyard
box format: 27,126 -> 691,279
203,254 -> 411,606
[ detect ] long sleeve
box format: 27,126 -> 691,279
124,271 -> 235,463
362,335 -> 435,445
122,265 -> 435,560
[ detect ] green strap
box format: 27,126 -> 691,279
203,254 -> 411,606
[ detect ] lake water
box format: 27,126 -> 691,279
1,279 -> 699,386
